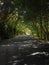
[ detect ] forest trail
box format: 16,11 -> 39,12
0,35 -> 49,65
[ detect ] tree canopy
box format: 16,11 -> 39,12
0,0 -> 49,41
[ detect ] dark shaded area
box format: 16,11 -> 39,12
0,36 -> 49,65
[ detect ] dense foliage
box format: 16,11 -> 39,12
0,0 -> 49,40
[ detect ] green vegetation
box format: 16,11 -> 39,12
0,0 -> 49,41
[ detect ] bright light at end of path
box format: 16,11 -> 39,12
23,28 -> 32,35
